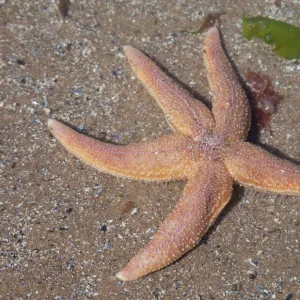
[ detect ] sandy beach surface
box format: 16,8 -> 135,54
1,1 -> 299,299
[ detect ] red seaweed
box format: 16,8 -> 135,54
246,71 -> 280,135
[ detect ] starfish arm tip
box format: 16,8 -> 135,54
123,45 -> 137,58
47,118 -> 66,138
115,270 -> 129,281
47,118 -> 56,128
48,118 -> 64,132
207,26 -> 218,34
123,45 -> 130,52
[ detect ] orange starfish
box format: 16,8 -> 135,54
48,27 -> 300,281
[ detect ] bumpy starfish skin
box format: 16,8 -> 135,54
225,142 -> 300,195
48,27 -> 300,281
203,28 -> 250,143
124,46 -> 215,139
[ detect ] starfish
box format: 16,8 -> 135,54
48,27 -> 300,281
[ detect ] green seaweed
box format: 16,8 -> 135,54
242,16 -> 300,59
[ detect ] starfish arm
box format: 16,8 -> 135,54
203,27 -> 250,142
116,161 -> 233,281
225,142 -> 300,195
48,119 -> 201,181
124,46 -> 215,140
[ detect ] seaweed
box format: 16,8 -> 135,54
242,16 -> 300,59
246,71 -> 280,135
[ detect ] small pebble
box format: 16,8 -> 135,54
112,68 -> 121,77
73,88 -> 84,96
100,225 -> 107,232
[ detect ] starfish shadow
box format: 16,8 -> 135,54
48,119 -> 121,145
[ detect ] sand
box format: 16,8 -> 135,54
1,0 -> 299,299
